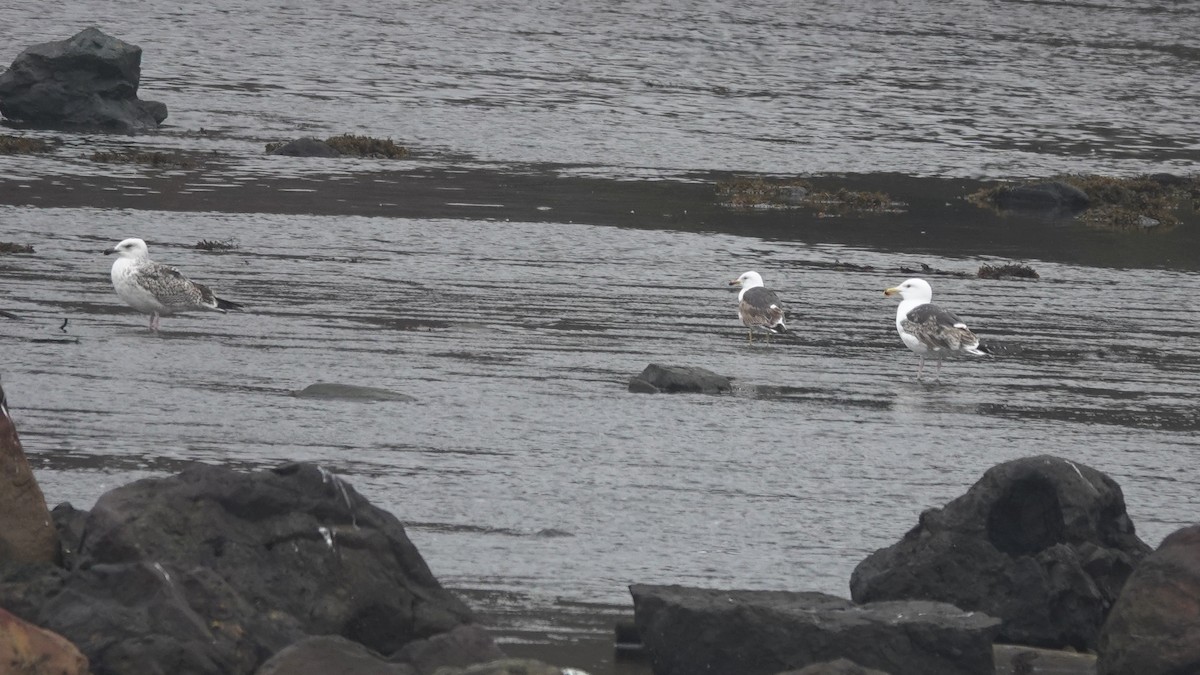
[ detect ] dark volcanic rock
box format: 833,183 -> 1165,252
269,137 -> 343,157
992,181 -> 1090,212
630,584 -> 1000,675
628,363 -> 732,394
1097,524 -> 1200,675
391,624 -> 506,673
40,561 -> 300,674
0,462 -> 476,675
80,463 -> 473,652
256,635 -> 416,675
850,455 -> 1151,651
0,27 -> 167,133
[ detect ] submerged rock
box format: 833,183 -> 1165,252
628,363 -> 732,394
850,455 -> 1151,650
293,382 -> 416,402
1097,524 -> 1200,675
0,27 -> 167,133
630,584 -> 1000,675
991,181 -> 1090,212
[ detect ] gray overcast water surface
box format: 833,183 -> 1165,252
1,0 -> 1198,634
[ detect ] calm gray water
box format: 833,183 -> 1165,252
3,0 -> 1200,177
2,208 -> 1197,609
2,0 -> 1199,644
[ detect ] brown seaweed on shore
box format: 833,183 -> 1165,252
716,177 -> 905,215
969,174 -> 1200,232
0,135 -> 55,155
195,238 -> 239,251
978,263 -> 1039,279
324,134 -> 410,159
0,242 -> 35,254
266,135 -> 411,159
89,149 -> 198,168
898,262 -> 971,278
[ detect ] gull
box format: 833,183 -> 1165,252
106,237 -> 243,331
884,277 -> 990,380
729,270 -> 789,343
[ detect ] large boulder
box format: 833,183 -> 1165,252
0,27 -> 168,132
630,584 -> 1000,675
0,606 -> 88,675
0,381 -> 59,564
0,462 -> 477,675
850,455 -> 1151,650
1096,524 -> 1200,675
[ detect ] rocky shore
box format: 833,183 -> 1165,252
3,376 -> 1199,675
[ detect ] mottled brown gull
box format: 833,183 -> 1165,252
106,237 -> 243,331
884,277 -> 990,380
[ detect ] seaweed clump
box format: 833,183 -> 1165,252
717,177 -> 904,215
325,135 -> 410,159
90,149 -> 197,168
978,263 -> 1039,280
1065,174 -> 1196,232
970,174 -> 1200,232
195,238 -> 239,251
0,242 -> 35,254
0,135 -> 54,154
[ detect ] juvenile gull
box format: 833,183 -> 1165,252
729,270 -> 789,342
884,277 -> 990,380
106,237 -> 243,331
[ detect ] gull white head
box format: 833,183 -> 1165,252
106,238 -> 150,260
729,270 -> 765,290
884,277 -> 932,303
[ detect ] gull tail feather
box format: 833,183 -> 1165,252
216,297 -> 245,312
966,342 -> 994,357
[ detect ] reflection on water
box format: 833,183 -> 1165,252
2,206 -> 1197,609
3,0 -> 1199,177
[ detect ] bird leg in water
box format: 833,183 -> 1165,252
916,357 -> 925,380
149,313 -> 161,332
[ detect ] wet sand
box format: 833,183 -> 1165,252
2,159 -> 1197,271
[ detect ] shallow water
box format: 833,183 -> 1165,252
3,0 -> 1200,178
2,207 -> 1197,611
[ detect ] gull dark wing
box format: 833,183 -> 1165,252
135,263 -> 212,310
901,302 -> 978,351
739,286 -> 786,327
